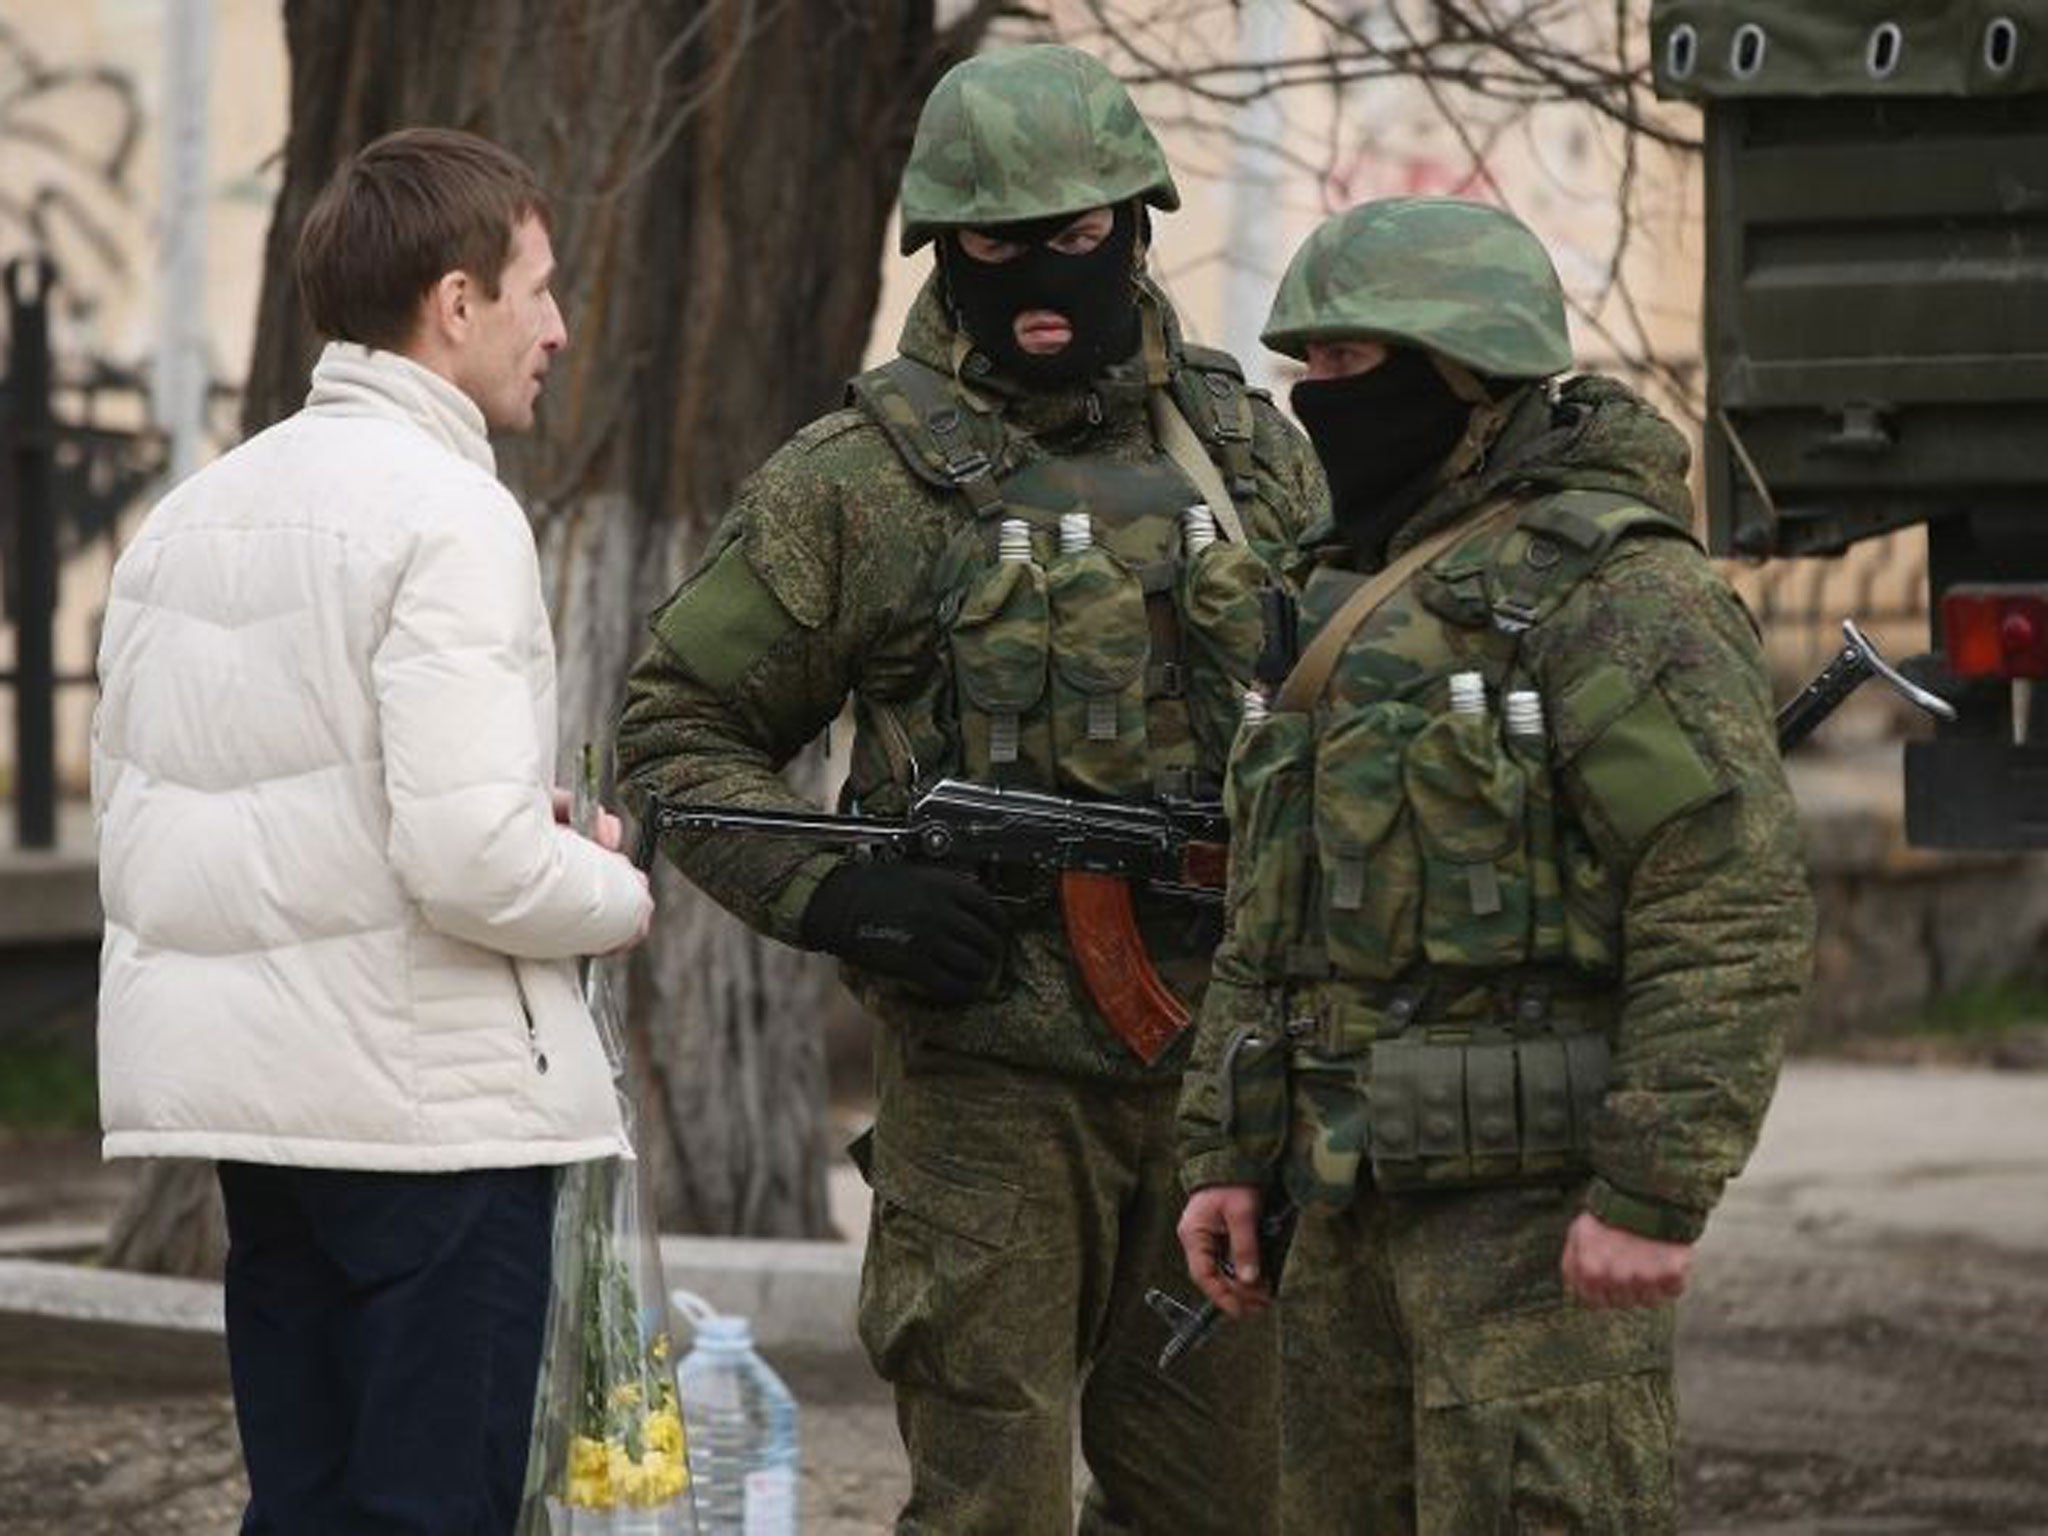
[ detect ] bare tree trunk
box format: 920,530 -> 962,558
101,1158 -> 226,1275
104,0 -> 993,1274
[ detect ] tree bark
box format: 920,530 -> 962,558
105,0 -> 992,1274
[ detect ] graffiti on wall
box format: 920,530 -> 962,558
0,18 -> 147,335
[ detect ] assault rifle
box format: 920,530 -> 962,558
635,778 -> 1228,1064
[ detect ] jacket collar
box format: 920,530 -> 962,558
1371,375 -> 1695,565
304,342 -> 496,475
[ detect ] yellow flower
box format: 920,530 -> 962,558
609,1380 -> 643,1408
640,1447 -> 688,1502
561,1397 -> 689,1509
566,1434 -> 616,1508
644,1409 -> 685,1457
608,1441 -> 635,1494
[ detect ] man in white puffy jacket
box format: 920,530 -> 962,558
92,128 -> 651,1535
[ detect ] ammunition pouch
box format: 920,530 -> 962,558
1363,1021 -> 1610,1193
1179,539 -> 1269,766
1046,542 -> 1151,795
1276,984 -> 1616,1207
1221,710 -> 1317,974
946,555 -> 1054,784
847,353 -> 1276,806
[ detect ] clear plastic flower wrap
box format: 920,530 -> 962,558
517,749 -> 697,1535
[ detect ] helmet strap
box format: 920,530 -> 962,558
1420,351 -> 1507,484
1429,353 -> 1494,405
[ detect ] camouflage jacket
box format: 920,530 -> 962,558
617,279 -> 1326,1082
1178,376 -> 1816,1241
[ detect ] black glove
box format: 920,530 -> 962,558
799,862 -> 1008,1005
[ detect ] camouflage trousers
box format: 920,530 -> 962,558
857,1026 -> 1279,1535
1277,1181 -> 1676,1535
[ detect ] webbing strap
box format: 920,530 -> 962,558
1149,389 -> 1251,545
1274,498 -> 1521,713
848,358 -> 1007,518
924,405 -> 1004,518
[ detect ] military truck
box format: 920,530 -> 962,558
1652,2 -> 2048,848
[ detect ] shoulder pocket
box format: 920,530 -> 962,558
649,535 -> 811,694
1555,664 -> 1728,858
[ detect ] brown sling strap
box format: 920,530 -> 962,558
1274,497 -> 1521,714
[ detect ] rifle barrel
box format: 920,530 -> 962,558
651,803 -> 906,844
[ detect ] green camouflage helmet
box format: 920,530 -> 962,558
899,44 -> 1180,255
1262,197 -> 1573,379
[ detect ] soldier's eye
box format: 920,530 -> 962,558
960,231 -> 1025,263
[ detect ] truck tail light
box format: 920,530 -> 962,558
1941,586 -> 2048,679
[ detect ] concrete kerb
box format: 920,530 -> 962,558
659,1235 -> 863,1354
0,1256 -> 228,1392
0,1237 -> 865,1394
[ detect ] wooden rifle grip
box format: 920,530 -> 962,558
1059,871 -> 1190,1065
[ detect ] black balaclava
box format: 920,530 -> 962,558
940,202 -> 1141,388
1290,347 -> 1476,563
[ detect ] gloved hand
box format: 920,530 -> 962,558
799,862 -> 1008,1005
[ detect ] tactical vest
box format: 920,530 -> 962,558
1217,489 -> 1701,1210
844,349 -> 1277,810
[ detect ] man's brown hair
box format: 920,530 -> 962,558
295,127 -> 551,349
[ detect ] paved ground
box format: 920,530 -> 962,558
7,1059 -> 2048,1533
1677,1064 -> 2048,1535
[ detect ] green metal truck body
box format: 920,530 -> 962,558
1654,1 -> 2048,847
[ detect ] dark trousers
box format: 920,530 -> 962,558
216,1161 -> 555,1536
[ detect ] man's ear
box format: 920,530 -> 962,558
422,268 -> 473,347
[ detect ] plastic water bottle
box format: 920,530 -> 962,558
675,1308 -> 799,1536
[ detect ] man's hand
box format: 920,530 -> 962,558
799,863 -> 1008,1005
1176,1185 -> 1273,1320
1561,1210 -> 1693,1308
552,786 -> 647,954
553,787 -> 625,852
599,866 -> 654,957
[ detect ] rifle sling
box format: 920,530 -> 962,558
1274,497 -> 1521,713
1149,389 -> 1251,544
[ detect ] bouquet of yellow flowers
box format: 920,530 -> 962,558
517,752 -> 696,1535
527,1157 -> 693,1530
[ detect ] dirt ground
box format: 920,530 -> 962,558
6,1114 -> 2048,1535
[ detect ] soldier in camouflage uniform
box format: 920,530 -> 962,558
616,44 -> 1325,1535
1174,197 -> 1816,1533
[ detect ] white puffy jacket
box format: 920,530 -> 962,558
93,343 -> 651,1171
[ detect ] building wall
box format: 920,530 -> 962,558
0,0 -> 284,796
